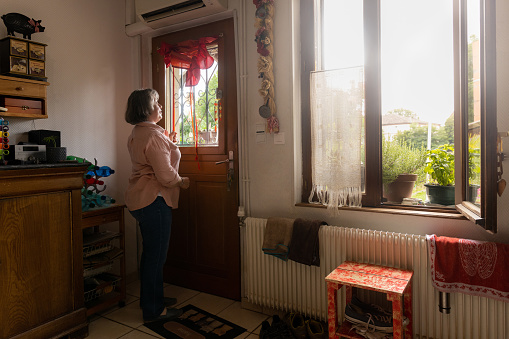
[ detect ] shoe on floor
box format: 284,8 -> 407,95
270,315 -> 295,338
345,303 -> 393,333
139,297 -> 177,309
351,295 -> 409,327
306,319 -> 328,339
143,307 -> 183,323
259,320 -> 271,338
285,312 -> 307,339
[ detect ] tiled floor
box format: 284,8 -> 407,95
86,280 -> 271,338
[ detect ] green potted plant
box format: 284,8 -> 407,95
423,143 -> 479,205
382,139 -> 426,203
42,135 -> 67,163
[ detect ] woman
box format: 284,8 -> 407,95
124,88 -> 190,323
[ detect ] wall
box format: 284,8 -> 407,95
0,0 -> 137,274
131,0 -> 509,282
4,0 -> 505,281
240,0 -> 509,244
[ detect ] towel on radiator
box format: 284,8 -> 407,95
427,234 -> 509,303
288,218 -> 327,266
262,217 -> 295,261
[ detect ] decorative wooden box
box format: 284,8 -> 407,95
0,97 -> 43,115
0,37 -> 47,81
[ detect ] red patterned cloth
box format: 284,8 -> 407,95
427,234 -> 509,302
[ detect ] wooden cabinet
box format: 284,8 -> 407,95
0,165 -> 89,339
82,204 -> 126,316
0,75 -> 49,119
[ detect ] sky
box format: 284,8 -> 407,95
322,0 -> 480,126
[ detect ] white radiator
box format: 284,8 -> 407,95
244,217 -> 509,339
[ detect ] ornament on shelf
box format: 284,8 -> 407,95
1,13 -> 45,40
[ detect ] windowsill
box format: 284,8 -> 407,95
295,202 -> 466,220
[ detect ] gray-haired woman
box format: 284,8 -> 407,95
125,88 -> 189,323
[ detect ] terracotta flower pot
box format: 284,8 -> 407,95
383,174 -> 418,203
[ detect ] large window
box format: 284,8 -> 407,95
301,0 -> 498,231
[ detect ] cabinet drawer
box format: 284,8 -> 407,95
0,76 -> 47,98
82,213 -> 121,228
1,97 -> 42,115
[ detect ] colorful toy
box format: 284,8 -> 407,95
67,156 -> 116,211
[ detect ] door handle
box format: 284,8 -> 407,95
215,151 -> 234,165
215,151 -> 234,191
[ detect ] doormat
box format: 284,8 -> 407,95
144,304 -> 247,339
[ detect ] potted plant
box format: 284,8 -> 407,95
382,139 -> 426,203
42,135 -> 67,163
423,143 -> 479,205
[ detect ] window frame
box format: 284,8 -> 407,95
300,0 -> 498,232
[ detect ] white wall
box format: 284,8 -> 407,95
4,0 -> 506,281
131,0 -> 509,276
0,0 -> 138,275
238,0 -> 509,244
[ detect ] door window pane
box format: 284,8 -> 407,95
165,45 -> 219,147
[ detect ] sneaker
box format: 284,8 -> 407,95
285,312 -> 307,339
259,320 -> 271,339
345,304 -> 393,333
351,295 -> 409,327
270,315 -> 295,338
305,319 -> 328,339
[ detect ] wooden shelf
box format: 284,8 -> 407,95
82,204 -> 126,317
0,75 -> 49,119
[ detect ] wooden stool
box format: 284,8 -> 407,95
325,261 -> 413,338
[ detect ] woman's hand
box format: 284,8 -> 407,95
179,177 -> 190,189
169,131 -> 178,143
164,130 -> 178,143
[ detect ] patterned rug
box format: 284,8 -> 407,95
144,304 -> 247,339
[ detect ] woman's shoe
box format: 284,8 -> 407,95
143,307 -> 183,323
306,319 -> 328,339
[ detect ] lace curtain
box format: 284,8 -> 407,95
309,67 -> 364,213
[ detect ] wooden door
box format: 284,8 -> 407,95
152,18 -> 240,300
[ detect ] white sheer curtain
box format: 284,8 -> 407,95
309,67 -> 364,213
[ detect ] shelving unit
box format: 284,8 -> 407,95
81,204 -> 126,317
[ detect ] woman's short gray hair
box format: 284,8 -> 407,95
125,88 -> 159,125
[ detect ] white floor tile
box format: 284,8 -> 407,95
135,324 -> 165,338
180,292 -> 236,315
103,300 -> 145,329
119,329 -> 160,338
164,284 -> 201,307
87,317 -> 132,339
217,302 -> 270,333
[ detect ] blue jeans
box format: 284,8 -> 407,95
129,197 -> 172,320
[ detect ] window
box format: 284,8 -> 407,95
301,0 -> 498,232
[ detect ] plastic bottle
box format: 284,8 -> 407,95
95,166 -> 115,177
85,178 -> 104,185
